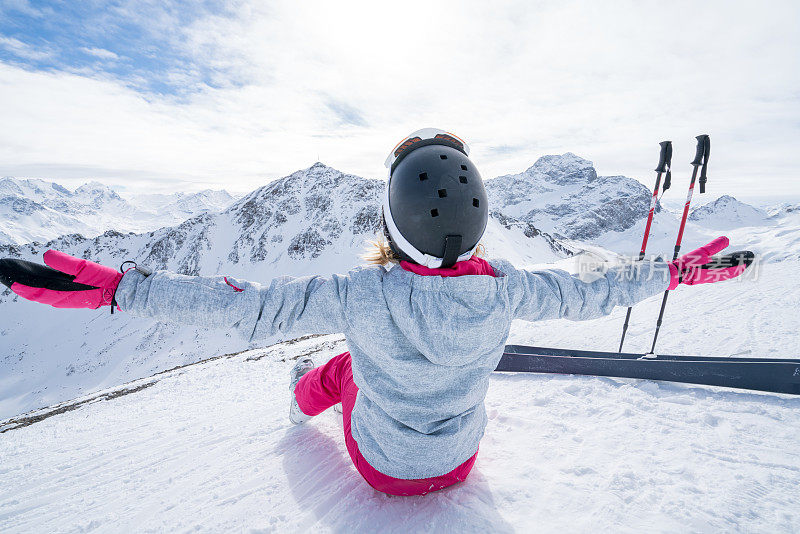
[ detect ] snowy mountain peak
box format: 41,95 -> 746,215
127,189 -> 236,219
527,152 -> 597,185
74,181 -> 122,201
224,163 -> 384,265
0,177 -> 24,196
297,162 -> 361,184
689,195 -> 767,228
486,154 -> 655,240
193,189 -> 234,200
769,203 -> 800,217
709,194 -> 737,205
230,163 -> 378,213
0,176 -> 72,199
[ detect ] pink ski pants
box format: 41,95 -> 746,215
294,352 -> 478,496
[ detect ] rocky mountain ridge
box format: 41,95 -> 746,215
485,153 -> 659,240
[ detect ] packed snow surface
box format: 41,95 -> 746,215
1,259 -> 799,532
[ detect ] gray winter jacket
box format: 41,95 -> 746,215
115,259 -> 671,479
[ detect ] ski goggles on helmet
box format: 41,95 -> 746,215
384,128 -> 470,174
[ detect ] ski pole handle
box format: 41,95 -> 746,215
691,134 -> 710,193
655,141 -> 672,173
691,135 -> 707,166
699,135 -> 710,193
656,140 -> 673,191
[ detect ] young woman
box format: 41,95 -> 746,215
0,128 -> 750,497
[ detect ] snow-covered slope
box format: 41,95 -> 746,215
1,260 -> 798,532
486,153 -> 658,240
768,202 -> 800,217
126,189 -> 235,219
593,194 -> 800,265
0,163 -> 574,420
0,177 -> 235,245
689,195 -> 769,228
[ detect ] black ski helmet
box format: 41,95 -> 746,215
382,128 -> 488,268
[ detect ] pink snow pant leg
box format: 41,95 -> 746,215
294,352 -> 478,496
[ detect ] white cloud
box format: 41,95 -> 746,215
80,47 -> 120,61
0,36 -> 51,61
0,0 -> 799,200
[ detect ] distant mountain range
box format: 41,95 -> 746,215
0,155 -> 684,419
0,177 -> 236,246
689,194 -> 768,228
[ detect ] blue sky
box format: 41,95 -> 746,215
0,0 -> 799,202
0,1 -> 239,95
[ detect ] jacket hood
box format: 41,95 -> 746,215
382,266 -> 511,367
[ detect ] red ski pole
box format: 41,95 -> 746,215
648,134 -> 710,355
618,141 -> 672,352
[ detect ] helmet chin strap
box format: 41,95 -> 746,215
441,235 -> 463,268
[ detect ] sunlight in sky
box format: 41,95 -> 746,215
0,0 -> 798,201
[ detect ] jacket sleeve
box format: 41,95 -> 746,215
114,269 -> 349,341
496,259 -> 671,322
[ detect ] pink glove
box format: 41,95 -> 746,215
668,236 -> 754,290
0,250 -> 124,309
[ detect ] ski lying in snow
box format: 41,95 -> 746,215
496,345 -> 800,395
504,345 -> 799,363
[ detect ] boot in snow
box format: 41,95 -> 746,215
289,357 -> 315,424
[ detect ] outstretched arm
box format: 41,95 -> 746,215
116,268 -> 349,341
0,249 -> 349,341
502,260 -> 671,323
500,237 -> 753,323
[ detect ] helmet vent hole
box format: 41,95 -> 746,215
440,154 -> 447,160
419,172 -> 428,181
459,176 -> 468,184
460,164 -> 468,171
472,198 -> 480,207
430,209 -> 439,217
437,189 -> 447,198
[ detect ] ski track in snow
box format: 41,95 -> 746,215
1,261 -> 800,533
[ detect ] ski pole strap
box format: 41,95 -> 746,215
120,261 -> 152,277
